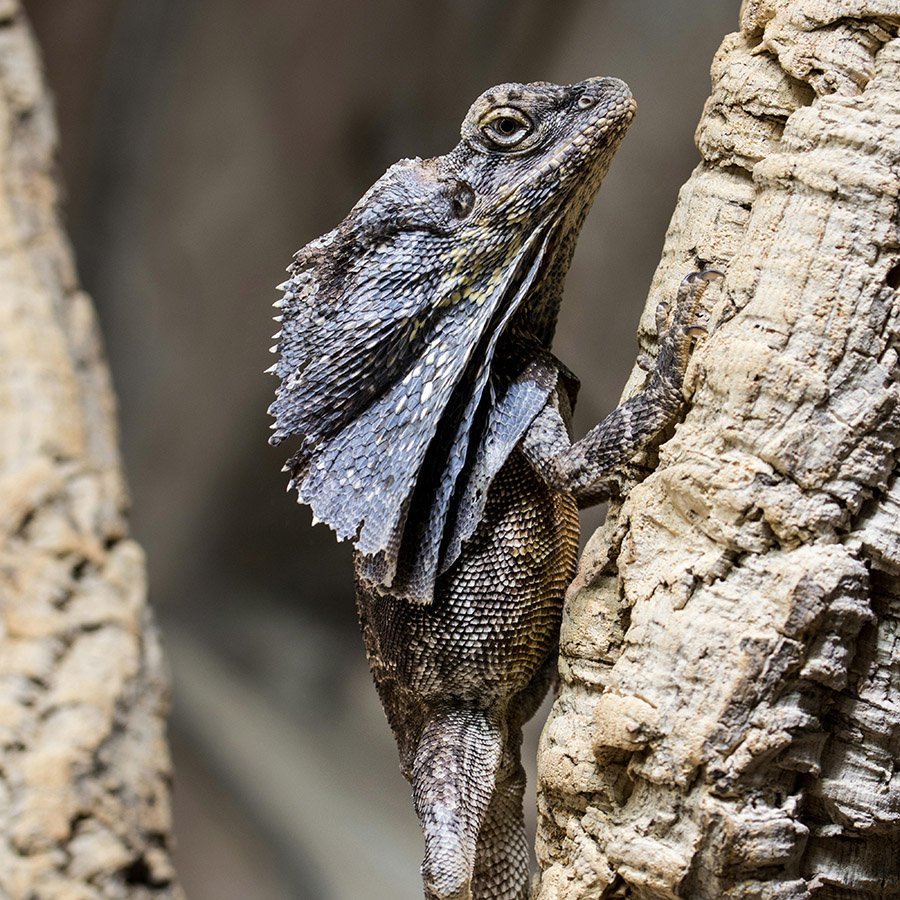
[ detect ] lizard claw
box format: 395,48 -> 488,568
656,270 -> 722,336
651,269 -> 723,385
684,268 -> 724,284
673,268 -> 724,329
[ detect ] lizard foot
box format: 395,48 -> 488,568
653,268 -> 723,386
653,268 -> 721,343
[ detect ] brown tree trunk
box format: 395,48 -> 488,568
537,1 -> 900,897
0,3 -> 181,897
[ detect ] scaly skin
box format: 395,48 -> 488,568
269,77 -> 715,898
357,451 -> 577,899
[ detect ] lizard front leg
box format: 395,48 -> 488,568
521,271 -> 719,503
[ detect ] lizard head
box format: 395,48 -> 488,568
269,78 -> 634,601
452,76 -> 635,227
438,76 -> 636,343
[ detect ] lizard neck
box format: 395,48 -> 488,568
510,203 -> 589,347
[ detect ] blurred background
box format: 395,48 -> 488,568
23,1 -> 738,897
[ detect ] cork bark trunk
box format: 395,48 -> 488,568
537,2 -> 900,898
0,4 -> 181,897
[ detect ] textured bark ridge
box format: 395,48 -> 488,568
0,4 -> 181,897
536,2 -> 900,898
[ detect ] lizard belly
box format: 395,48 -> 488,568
358,451 -> 579,707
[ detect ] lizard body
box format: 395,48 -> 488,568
269,77 -> 713,899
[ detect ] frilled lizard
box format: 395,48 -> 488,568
268,77 -> 715,899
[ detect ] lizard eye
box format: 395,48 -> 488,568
479,107 -> 533,149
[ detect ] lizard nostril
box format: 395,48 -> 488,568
578,94 -> 597,109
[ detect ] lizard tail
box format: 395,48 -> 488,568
412,707 -> 503,900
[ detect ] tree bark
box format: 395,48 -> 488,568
537,2 -> 900,898
0,4 -> 181,897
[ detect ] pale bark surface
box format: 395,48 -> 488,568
537,1 -> 900,897
0,3 -> 181,897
